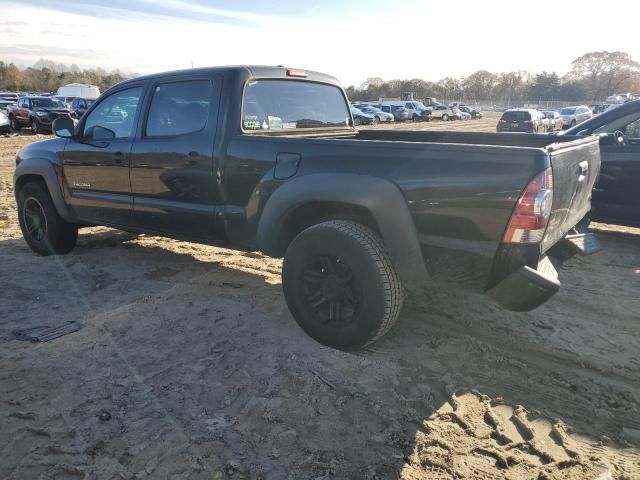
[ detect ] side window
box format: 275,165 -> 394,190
83,87 -> 142,139
624,117 -> 640,138
146,80 -> 211,137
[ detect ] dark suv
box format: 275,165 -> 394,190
497,109 -> 542,133
70,98 -> 96,118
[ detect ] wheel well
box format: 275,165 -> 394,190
275,201 -> 380,256
15,174 -> 47,196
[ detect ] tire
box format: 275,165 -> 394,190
441,114 -> 449,121
17,181 -> 78,255
282,220 -> 404,350
10,116 -> 20,132
412,114 -> 419,122
354,117 -> 361,126
570,120 -> 576,127
31,118 -> 41,134
373,116 -> 380,125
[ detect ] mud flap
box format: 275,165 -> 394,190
487,257 -> 560,312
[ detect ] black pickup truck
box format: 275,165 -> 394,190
14,66 -> 601,349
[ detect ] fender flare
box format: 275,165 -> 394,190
14,158 -> 77,222
257,173 -> 428,286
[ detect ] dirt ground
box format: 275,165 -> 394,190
1,124 -> 639,480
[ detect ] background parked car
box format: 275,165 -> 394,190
431,104 -> 459,121
590,104 -> 609,115
0,99 -> 17,114
380,101 -> 431,121
496,109 -> 544,133
7,96 -> 75,133
379,104 -> 410,122
0,109 -> 10,133
538,111 -> 551,132
459,105 -> 483,119
560,105 -> 592,128
353,104 -> 394,123
70,97 -> 96,118
350,106 -> 375,125
542,111 -> 563,131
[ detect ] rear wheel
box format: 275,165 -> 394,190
441,114 -> 449,121
282,220 -> 404,350
354,117 -> 361,126
373,116 -> 380,125
17,182 -> 78,255
570,119 -> 576,127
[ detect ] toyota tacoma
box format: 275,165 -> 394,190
14,65 -> 601,349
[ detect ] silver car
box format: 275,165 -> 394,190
560,105 -> 592,129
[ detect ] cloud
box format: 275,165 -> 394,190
1,1 -> 640,86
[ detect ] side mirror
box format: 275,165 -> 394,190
84,125 -> 116,142
52,117 -> 75,138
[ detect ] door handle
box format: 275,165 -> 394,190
113,151 -> 125,163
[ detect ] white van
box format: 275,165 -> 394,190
56,83 -> 101,106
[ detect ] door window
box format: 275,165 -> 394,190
593,111 -> 640,138
83,86 -> 142,139
146,80 -> 211,137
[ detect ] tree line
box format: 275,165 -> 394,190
0,59 -> 127,93
346,51 -> 640,103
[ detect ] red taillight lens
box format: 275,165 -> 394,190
499,119 -> 506,124
503,168 -> 553,244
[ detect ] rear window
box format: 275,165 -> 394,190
561,107 -> 576,115
501,111 -> 531,121
242,80 -> 350,131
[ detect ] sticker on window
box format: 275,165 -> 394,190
243,115 -> 261,130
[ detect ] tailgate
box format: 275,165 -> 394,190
542,136 -> 601,252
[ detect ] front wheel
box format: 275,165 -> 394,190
441,114 -> 449,121
354,117 -> 361,126
17,182 -> 78,255
31,118 -> 41,134
373,116 -> 380,125
282,220 -> 404,350
10,116 -> 20,132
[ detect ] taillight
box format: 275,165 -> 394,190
523,120 -> 532,124
499,119 -> 506,124
287,68 -> 308,77
503,168 -> 553,244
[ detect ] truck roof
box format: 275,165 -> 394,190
112,65 -> 342,90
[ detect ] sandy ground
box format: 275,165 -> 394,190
0,124 -> 639,480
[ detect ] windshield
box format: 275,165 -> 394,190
243,80 -> 350,131
560,107 -> 576,115
30,98 -> 65,108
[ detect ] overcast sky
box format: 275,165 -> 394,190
2,0 -> 639,86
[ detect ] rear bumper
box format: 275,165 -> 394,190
487,232 -> 600,312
